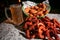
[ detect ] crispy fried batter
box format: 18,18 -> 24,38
23,16 -> 60,40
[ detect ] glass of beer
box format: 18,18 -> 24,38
5,4 -> 24,25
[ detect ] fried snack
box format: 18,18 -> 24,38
53,19 -> 60,28
24,22 -> 32,29
34,6 -> 39,10
41,16 -> 60,40
26,30 -> 30,38
22,16 -> 60,40
31,6 -> 35,9
37,11 -> 44,16
37,8 -> 42,11
31,35 -> 35,38
23,16 -> 46,39
29,14 -> 34,17
43,10 -> 49,15
38,26 -> 46,38
37,3 -> 43,7
24,3 -> 49,17
24,7 -> 30,13
30,9 -> 37,14
46,30 -> 54,40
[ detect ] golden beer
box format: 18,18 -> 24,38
9,4 -> 23,25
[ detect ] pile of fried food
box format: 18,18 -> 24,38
24,3 -> 49,17
22,16 -> 60,40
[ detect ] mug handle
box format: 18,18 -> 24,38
5,8 -> 13,23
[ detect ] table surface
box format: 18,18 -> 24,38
46,14 -> 60,22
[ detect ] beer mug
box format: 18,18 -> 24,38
5,4 -> 24,25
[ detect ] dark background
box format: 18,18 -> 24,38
0,0 -> 60,23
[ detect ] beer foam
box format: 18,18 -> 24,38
10,4 -> 21,8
